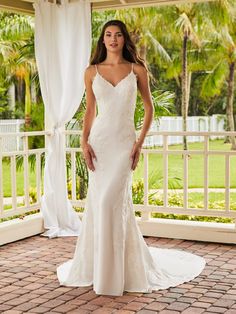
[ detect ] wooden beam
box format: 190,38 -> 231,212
0,0 -> 215,14
92,0 -> 214,10
0,0 -> 34,14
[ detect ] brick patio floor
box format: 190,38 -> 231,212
0,235 -> 236,314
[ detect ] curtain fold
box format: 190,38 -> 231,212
33,0 -> 91,238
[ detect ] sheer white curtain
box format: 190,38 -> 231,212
34,0 -> 91,238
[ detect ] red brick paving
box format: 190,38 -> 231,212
0,235 -> 236,313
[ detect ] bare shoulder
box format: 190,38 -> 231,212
133,63 -> 147,77
84,64 -> 97,82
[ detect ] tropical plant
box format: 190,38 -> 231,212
134,89 -> 175,130
0,12 -> 35,127
115,7 -> 172,80
158,4 -> 208,150
200,0 -> 236,149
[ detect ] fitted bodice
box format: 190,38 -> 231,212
88,64 -> 138,150
91,65 -> 137,125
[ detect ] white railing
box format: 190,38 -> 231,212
141,131 -> 236,220
144,115 -> 225,147
0,131 -> 49,219
1,130 -> 236,226
0,119 -> 25,151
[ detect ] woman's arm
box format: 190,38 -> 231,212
130,64 -> 154,170
81,66 -> 97,171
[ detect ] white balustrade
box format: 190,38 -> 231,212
0,131 -> 49,219
1,130 -> 236,228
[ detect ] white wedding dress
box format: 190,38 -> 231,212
57,63 -> 206,296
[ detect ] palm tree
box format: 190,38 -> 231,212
115,7 -> 171,66
171,4 -> 203,150
200,1 -> 236,149
17,37 -> 38,128
0,12 -> 35,128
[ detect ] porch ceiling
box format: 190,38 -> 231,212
0,0 -> 213,14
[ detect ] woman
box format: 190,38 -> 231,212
57,20 -> 205,296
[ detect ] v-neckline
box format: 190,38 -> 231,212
96,70 -> 134,88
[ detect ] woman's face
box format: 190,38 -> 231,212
103,25 -> 125,53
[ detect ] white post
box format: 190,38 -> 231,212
71,151 -> 76,201
36,153 -> 41,204
163,135 -> 168,208
10,155 -> 17,210
183,151 -> 188,210
0,137 -> 3,216
23,136 -> 30,208
225,155 -> 230,212
142,150 -> 150,220
204,135 -> 209,211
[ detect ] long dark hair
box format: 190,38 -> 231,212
90,20 -> 147,70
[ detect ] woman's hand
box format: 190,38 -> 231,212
82,142 -> 97,171
130,141 -> 142,171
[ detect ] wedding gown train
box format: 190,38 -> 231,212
57,63 -> 206,296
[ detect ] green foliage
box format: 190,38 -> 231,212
132,172 -> 182,205
29,187 -> 37,203
24,102 -> 44,148
2,5 -> 236,122
15,101 -> 45,174
132,179 -> 235,223
0,85 -> 12,118
134,90 -> 175,130
0,12 -> 36,126
66,118 -> 89,200
66,153 -> 88,200
201,59 -> 227,99
0,13 -> 34,41
132,179 -> 145,204
151,212 -> 233,223
0,210 -> 40,223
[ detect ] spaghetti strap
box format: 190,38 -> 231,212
94,64 -> 98,73
131,62 -> 134,72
